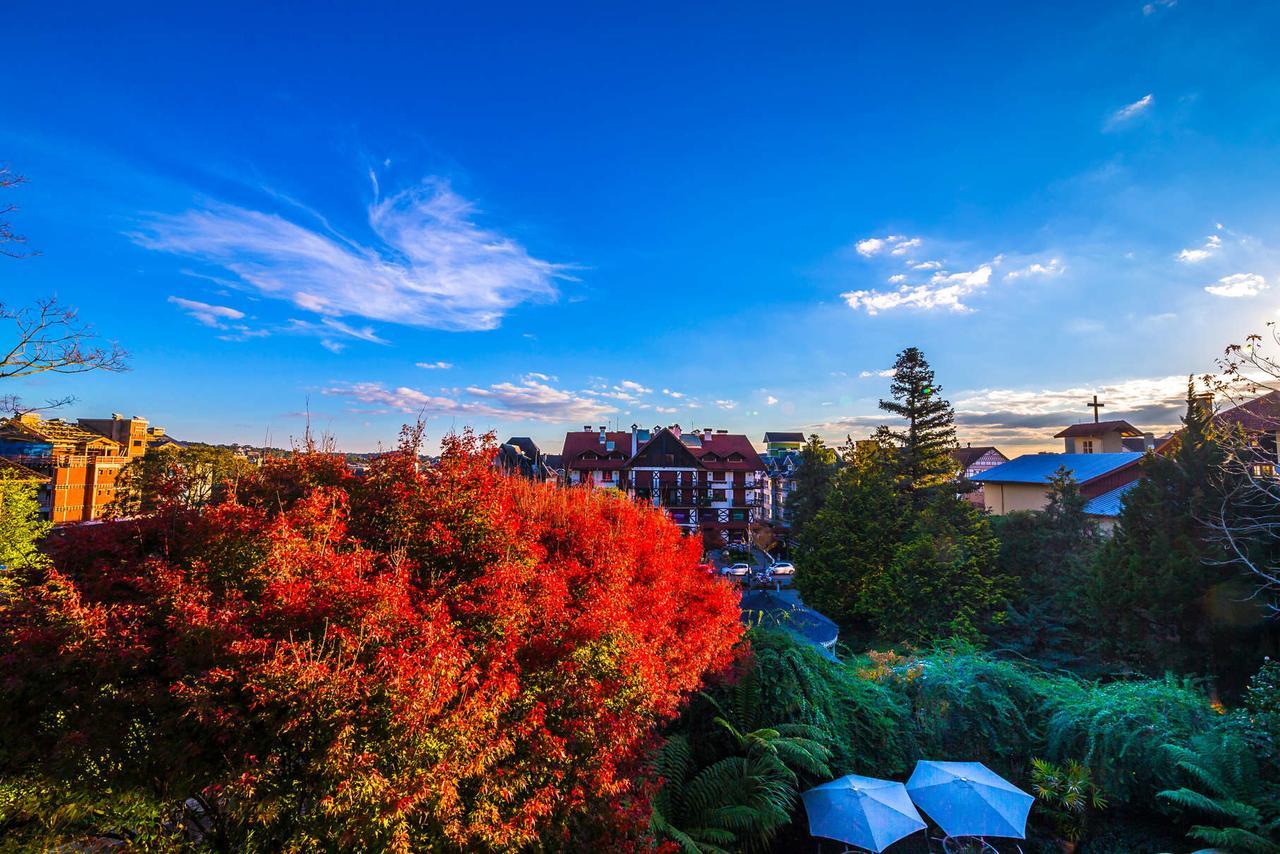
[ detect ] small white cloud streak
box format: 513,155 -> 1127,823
416,360 -> 454,370
1177,234 -> 1221,263
1005,258 -> 1064,280
167,296 -> 245,327
1107,94 -> 1154,127
1205,272 -> 1267,298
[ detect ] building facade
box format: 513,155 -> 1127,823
76,413 -> 177,459
0,413 -> 130,523
561,424 -> 766,548
951,445 -> 1008,507
760,432 -> 804,531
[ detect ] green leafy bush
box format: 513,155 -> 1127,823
1042,675 -> 1216,804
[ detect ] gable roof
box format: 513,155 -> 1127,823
1053,420 -> 1144,439
972,452 -> 1144,486
0,456 -> 48,482
505,437 -> 541,460
1084,480 -> 1140,517
1216,390 -> 1280,433
951,446 -> 1006,469
763,431 -> 805,444
628,427 -> 705,469
561,430 -> 634,469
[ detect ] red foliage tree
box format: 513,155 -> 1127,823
0,430 -> 743,850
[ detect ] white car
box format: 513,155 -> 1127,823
768,561 -> 796,577
721,563 -> 752,578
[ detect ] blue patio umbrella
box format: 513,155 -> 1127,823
906,761 -> 1034,840
802,774 -> 927,852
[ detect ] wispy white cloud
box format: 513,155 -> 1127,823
842,264 -> 994,314
1142,0 -> 1176,15
662,388 -> 686,399
168,296 -> 245,327
617,380 -> 652,394
137,178 -> 567,333
1205,272 -> 1266,298
326,375 -> 614,423
1106,94 -> 1154,128
889,237 -> 921,256
416,360 -> 453,370
859,368 -> 895,378
766,395 -> 779,406
1004,258 -> 1064,280
888,273 -> 907,284
911,260 -> 943,271
1177,234 -> 1221,263
855,234 -> 921,258
715,399 -> 738,410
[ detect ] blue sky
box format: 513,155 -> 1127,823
5,1 -> 1280,453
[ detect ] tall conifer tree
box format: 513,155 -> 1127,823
878,347 -> 959,504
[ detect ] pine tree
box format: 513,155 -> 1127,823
878,347 -> 959,505
1087,378 -> 1236,675
788,434 -> 839,538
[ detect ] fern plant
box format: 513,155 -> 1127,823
650,663 -> 834,853
1158,732 -> 1280,854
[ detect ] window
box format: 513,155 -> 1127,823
713,489 -> 726,501
601,470 -> 615,482
1081,439 -> 1094,454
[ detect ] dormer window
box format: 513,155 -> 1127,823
1080,440 -> 1094,454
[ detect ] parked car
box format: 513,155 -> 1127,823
768,561 -> 796,577
720,563 -> 752,578
696,562 -> 717,576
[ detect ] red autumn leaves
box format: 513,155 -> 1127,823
0,430 -> 742,850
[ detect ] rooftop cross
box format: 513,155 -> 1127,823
1087,394 -> 1106,423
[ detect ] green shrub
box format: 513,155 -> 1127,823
1042,675 -> 1216,804
872,641 -> 1048,779
747,630 -> 911,775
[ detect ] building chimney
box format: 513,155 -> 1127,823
583,425 -> 592,432
670,424 -> 681,438
703,427 -> 712,441
1144,431 -> 1156,451
598,426 -> 606,444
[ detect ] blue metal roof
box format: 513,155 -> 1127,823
1083,480 -> 1140,517
971,452 -> 1143,485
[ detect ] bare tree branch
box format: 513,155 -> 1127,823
0,166 -> 36,259
0,297 -> 129,382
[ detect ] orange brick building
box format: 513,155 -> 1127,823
0,414 -> 130,524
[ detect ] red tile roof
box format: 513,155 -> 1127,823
561,430 -> 635,470
1053,420 -> 1144,439
561,427 -> 766,471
